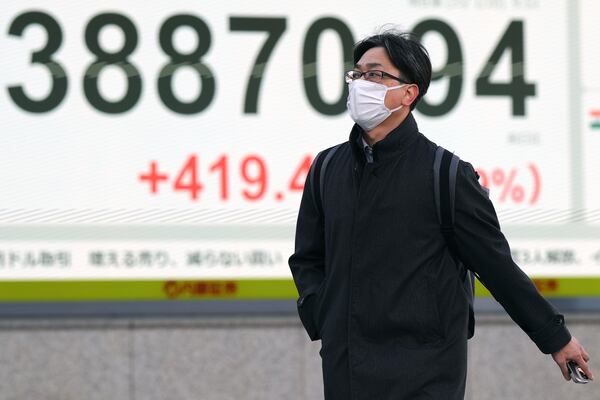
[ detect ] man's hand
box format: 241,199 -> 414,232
552,337 -> 594,381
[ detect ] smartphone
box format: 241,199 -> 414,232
567,361 -> 589,384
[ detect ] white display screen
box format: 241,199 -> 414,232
1,0 -> 599,301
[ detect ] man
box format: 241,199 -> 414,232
288,31 -> 594,399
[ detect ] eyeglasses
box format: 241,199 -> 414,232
345,70 -> 411,84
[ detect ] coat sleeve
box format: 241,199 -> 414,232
453,160 -> 571,354
288,157 -> 326,341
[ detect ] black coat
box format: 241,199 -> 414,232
289,113 -> 571,400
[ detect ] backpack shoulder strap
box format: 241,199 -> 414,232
433,146 -> 461,262
434,146 -> 477,339
310,143 -> 343,214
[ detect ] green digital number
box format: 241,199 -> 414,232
229,17 -> 286,114
302,17 -> 354,116
84,13 -> 142,114
412,19 -> 464,117
8,11 -> 67,113
475,20 -> 536,116
158,14 -> 215,114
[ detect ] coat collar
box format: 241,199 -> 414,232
349,113 -> 421,165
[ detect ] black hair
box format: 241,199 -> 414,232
353,30 -> 432,110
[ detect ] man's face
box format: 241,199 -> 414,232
354,46 -> 412,110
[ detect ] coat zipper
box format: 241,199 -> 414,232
347,161 -> 371,399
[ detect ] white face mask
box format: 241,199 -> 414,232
346,79 -> 406,132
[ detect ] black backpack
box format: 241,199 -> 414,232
310,143 -> 476,339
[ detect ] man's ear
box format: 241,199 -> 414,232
403,84 -> 420,107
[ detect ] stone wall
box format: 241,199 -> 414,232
0,314 -> 598,400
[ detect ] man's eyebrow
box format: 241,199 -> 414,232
354,62 -> 383,69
